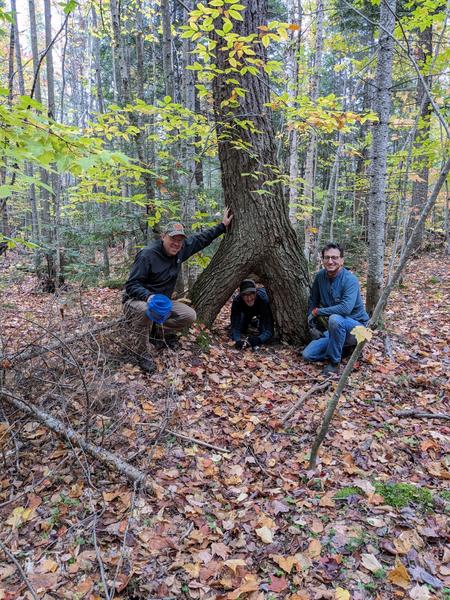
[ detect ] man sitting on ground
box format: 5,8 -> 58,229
302,243 -> 369,376
230,279 -> 274,350
123,208 -> 233,373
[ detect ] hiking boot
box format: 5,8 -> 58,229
150,334 -> 179,350
138,352 -> 156,374
322,362 -> 339,377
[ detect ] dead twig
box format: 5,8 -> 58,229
282,380 -> 331,424
0,389 -> 154,493
139,423 -> 230,453
0,539 -> 39,600
394,409 -> 450,420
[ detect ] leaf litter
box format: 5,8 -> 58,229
0,253 -> 448,598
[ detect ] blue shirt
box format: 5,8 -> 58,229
308,268 -> 369,324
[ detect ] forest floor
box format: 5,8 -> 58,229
0,251 -> 448,600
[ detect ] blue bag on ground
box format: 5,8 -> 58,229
146,294 -> 173,324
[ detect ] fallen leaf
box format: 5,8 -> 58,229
361,553 -> 383,573
226,574 -> 259,599
388,563 -> 410,589
182,563 -> 200,578
268,575 -> 288,592
311,519 -> 324,533
335,587 -> 350,600
271,554 -> 296,574
353,479 -> 375,495
255,526 -> 273,544
409,584 -> 430,600
6,506 -> 36,528
351,325 -> 373,343
307,539 -> 321,559
223,559 -> 247,574
319,492 -> 335,507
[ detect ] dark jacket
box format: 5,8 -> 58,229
123,223 -> 225,302
230,288 -> 274,345
308,267 -> 369,324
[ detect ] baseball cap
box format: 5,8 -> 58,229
164,222 -> 187,237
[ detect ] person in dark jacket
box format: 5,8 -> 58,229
124,208 -> 233,372
302,243 -> 369,376
230,279 -> 274,351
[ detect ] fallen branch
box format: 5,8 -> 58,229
0,389 -> 154,493
138,423 -> 230,453
0,539 -> 39,600
3,317 -> 124,366
394,409 -> 450,420
282,380 -> 331,423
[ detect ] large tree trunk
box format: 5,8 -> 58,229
366,0 -> 396,314
191,0 -> 310,343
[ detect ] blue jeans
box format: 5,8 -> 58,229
302,314 -> 363,365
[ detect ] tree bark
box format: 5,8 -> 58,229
407,25 -> 432,252
366,0 -> 396,315
303,0 -> 324,260
191,0 -> 310,343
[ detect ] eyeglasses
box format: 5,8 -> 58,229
323,256 -> 341,262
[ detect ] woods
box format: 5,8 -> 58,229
0,0 -> 449,596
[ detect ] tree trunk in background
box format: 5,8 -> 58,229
287,0 -> 302,225
191,0 -> 310,343
303,0 -> 323,261
110,0 -> 130,104
407,25 -> 432,252
43,0 -> 63,290
161,0 -> 174,101
366,0 -> 396,315
28,0 -> 42,102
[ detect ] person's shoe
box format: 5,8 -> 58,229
342,344 -> 356,358
138,352 -> 156,374
322,362 -> 339,377
150,334 -> 179,350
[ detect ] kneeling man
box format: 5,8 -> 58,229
302,243 -> 369,376
230,279 -> 274,350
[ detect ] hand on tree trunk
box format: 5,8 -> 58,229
222,207 -> 233,228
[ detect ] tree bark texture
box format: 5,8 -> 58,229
191,0 -> 310,343
366,0 -> 396,314
407,25 -> 432,252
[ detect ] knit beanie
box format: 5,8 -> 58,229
239,279 -> 257,295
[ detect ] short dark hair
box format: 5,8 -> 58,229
321,243 -> 344,258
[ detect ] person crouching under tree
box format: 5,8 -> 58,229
230,279 -> 274,351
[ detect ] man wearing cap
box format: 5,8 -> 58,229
123,208 -> 233,373
230,279 -> 274,350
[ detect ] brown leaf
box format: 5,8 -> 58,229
255,525 -> 273,544
268,575 -> 288,592
361,553 -> 383,573
319,492 -> 335,507
388,563 -> 410,589
307,539 -> 321,559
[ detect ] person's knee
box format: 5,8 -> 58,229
328,314 -> 344,331
179,306 -> 196,327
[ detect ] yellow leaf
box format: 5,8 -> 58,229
271,554 -> 296,573
335,587 -> 350,600
6,506 -> 35,528
288,23 -> 301,30
255,525 -> 273,544
351,325 -> 373,344
388,563 -> 410,589
182,563 -> 200,577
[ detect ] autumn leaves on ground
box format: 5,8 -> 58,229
0,252 -> 448,600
